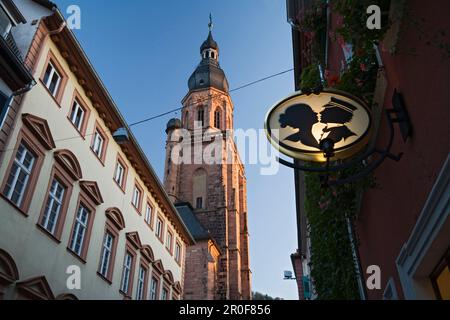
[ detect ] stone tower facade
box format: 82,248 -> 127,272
163,29 -> 251,300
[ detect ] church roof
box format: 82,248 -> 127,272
175,202 -> 211,241
166,118 -> 181,133
200,31 -> 218,53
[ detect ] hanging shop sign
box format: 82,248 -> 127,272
265,89 -> 372,162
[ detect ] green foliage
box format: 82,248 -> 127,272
252,291 -> 283,300
300,65 -> 322,89
332,0 -> 391,51
298,1 -> 384,299
304,166 -> 375,299
334,52 -> 379,104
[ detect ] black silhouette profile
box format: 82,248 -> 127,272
279,103 -> 319,149
319,97 -> 357,143
278,97 -> 359,150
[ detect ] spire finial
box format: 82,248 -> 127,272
208,13 -> 213,32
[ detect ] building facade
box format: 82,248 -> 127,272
0,0 -> 34,151
286,0 -> 449,300
0,0 -> 194,300
164,29 -> 252,300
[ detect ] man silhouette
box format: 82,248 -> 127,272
319,97 -> 357,144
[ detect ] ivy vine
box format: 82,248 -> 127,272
297,0 -> 388,300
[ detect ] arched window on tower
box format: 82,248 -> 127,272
214,109 -> 221,129
184,111 -> 189,129
193,168 -> 207,209
197,108 -> 204,127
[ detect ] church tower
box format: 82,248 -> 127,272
164,21 -> 251,300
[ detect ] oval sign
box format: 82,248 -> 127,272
265,89 -> 372,162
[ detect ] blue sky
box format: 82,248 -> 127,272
55,0 -> 299,299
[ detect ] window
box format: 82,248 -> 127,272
196,197 -> 203,209
98,208 -> 124,282
120,252 -> 133,295
0,7 -> 12,38
161,287 -> 168,300
156,216 -> 164,241
114,161 -> 125,188
132,184 -> 142,212
0,91 -> 9,128
184,111 -> 189,128
175,242 -> 181,264
42,62 -> 61,98
214,110 -> 221,129
113,154 -> 127,191
91,129 -> 104,159
193,169 -> 207,210
150,277 -> 159,300
145,203 -> 153,226
166,230 -> 173,254
40,51 -> 68,104
99,231 -> 114,278
135,265 -> 147,300
69,203 -> 90,257
40,178 -> 65,235
69,100 -> 85,132
431,250 -> 450,300
197,108 -> 204,127
3,143 -> 35,207
37,155 -> 77,241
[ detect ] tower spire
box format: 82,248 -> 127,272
208,13 -> 213,32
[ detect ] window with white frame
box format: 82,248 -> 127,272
99,231 -> 114,278
120,252 -> 133,294
69,100 -> 85,132
166,231 -> 173,253
69,203 -> 90,256
3,143 -> 36,207
91,129 -> 104,159
132,185 -> 141,209
40,178 -> 65,234
135,265 -> 147,300
150,277 -> 158,300
175,242 -> 181,264
42,62 -> 62,97
156,217 -> 163,240
114,160 -> 125,187
145,203 -> 153,225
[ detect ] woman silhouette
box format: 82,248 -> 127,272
279,103 -> 320,149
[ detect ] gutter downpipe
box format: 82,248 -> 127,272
0,81 -> 35,129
